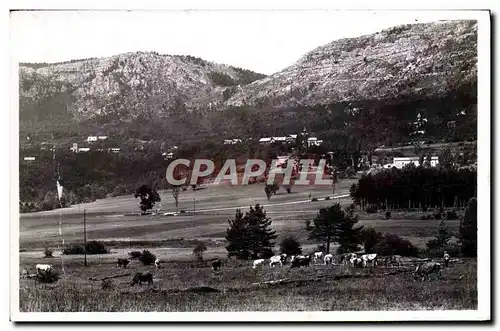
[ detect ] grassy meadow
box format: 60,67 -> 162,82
18,180 -> 476,312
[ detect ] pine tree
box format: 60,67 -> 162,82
225,209 -> 250,260
459,197 -> 477,257
305,203 -> 363,254
426,219 -> 451,250
225,204 -> 277,260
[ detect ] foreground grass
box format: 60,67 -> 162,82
19,258 -> 477,312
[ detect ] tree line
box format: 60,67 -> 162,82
349,164 -> 477,211
225,199 -> 477,259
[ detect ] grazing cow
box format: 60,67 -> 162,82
340,253 -> 357,266
353,257 -> 364,268
117,258 -> 131,268
154,258 -> 162,269
280,253 -> 288,264
290,255 -> 311,268
212,259 -> 222,271
131,272 -> 153,286
361,253 -> 378,267
253,259 -> 265,269
269,256 -> 283,268
35,264 -> 53,274
384,255 -> 402,267
413,262 -> 442,281
324,254 -> 334,265
313,251 -> 325,264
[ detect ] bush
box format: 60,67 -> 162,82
111,184 -> 128,197
139,250 -> 157,265
44,248 -> 53,258
362,227 -> 383,253
385,211 -> 392,220
193,242 -> 208,261
434,212 -> 443,220
366,205 -> 378,213
375,233 -> 419,256
446,210 -> 458,220
63,241 -> 109,255
101,278 -> 113,289
36,269 -> 60,284
279,237 -> 302,256
325,196 -> 331,200
128,251 -> 142,259
311,197 -> 318,202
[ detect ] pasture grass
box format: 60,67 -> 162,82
19,257 -> 477,312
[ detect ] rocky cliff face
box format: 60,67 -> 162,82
225,20 -> 477,109
19,52 -> 265,121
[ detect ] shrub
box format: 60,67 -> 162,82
325,196 -> 331,200
139,250 -> 157,265
434,212 -> 443,220
63,241 -> 109,255
375,233 -> 419,256
101,278 -> 113,289
193,242 -> 208,261
36,269 -> 60,284
111,184 -> 128,197
385,211 -> 392,219
446,210 -> 458,220
366,204 -> 378,213
128,251 -> 142,259
44,248 -> 53,258
311,197 -> 318,202
279,237 -> 302,256
86,240 -> 109,254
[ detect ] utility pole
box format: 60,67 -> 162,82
193,197 -> 196,215
83,209 -> 87,267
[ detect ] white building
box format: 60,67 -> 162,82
78,147 -> 90,153
87,136 -> 98,143
307,137 -> 323,147
98,136 -> 108,140
23,156 -> 35,161
391,156 -> 439,169
273,136 -> 287,143
223,138 -> 242,145
109,148 -> 121,153
259,137 -> 273,144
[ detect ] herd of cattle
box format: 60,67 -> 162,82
26,251 -> 448,287
247,251 -> 446,281
251,252 -> 390,269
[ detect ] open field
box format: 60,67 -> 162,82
18,179 -> 475,312
19,254 -> 477,312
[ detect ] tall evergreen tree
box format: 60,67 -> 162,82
225,204 -> 277,260
459,197 -> 477,257
426,219 -> 452,250
305,203 -> 363,254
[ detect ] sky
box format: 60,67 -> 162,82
10,10 -> 478,75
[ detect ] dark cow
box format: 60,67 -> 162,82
413,262 -> 442,281
131,272 -> 153,286
384,255 -> 402,267
117,258 -> 131,268
212,259 -> 222,271
290,255 -> 311,268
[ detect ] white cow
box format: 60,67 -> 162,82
269,256 -> 283,267
361,253 -> 378,267
280,253 -> 287,264
36,264 -> 53,274
313,252 -> 325,264
340,253 -> 357,266
253,259 -> 265,269
324,254 -> 334,265
154,258 -> 162,269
